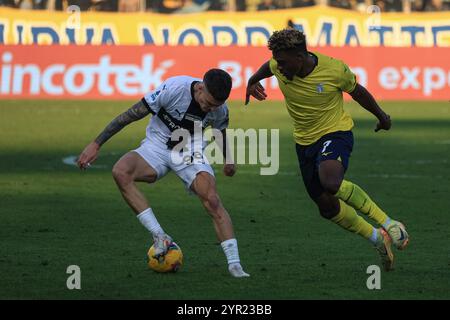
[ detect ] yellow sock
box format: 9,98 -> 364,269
331,200 -> 374,240
335,180 -> 389,226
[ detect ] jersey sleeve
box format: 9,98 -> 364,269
210,105 -> 229,131
337,60 -> 357,93
141,82 -> 172,115
269,58 -> 279,77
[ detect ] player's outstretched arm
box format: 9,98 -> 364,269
245,61 -> 273,105
77,100 -> 151,170
349,83 -> 391,132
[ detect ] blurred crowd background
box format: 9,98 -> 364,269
0,0 -> 449,12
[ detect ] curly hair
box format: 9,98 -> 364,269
268,29 -> 307,53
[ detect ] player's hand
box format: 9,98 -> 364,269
375,113 -> 391,132
77,142 -> 100,170
223,163 -> 236,177
245,82 -> 267,105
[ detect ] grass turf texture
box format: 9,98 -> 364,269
0,100 -> 449,299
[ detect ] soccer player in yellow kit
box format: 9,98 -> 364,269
245,29 -> 409,271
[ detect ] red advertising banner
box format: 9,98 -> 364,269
0,45 -> 449,100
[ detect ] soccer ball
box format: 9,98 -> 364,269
147,242 -> 183,273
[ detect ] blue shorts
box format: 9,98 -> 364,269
295,131 -> 354,200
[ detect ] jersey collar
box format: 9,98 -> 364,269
190,81 -> 207,116
300,52 -> 318,78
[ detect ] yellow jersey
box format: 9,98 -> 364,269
269,52 -> 357,145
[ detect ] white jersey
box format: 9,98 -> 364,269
141,76 -> 229,148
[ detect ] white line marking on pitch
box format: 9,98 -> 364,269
62,155 -> 107,169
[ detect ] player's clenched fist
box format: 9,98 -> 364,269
375,113 -> 391,132
223,163 -> 236,177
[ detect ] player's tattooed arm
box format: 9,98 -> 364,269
94,100 -> 151,146
77,100 -> 150,170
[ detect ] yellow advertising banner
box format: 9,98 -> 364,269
0,6 -> 449,47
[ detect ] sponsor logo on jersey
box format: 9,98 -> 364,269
184,113 -> 203,122
317,83 -> 324,93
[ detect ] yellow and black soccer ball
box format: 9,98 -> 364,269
147,242 -> 183,273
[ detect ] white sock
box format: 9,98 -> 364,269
136,208 -> 164,237
220,238 -> 240,265
369,227 -> 378,245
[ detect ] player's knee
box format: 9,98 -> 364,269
315,196 -> 339,220
205,192 -> 221,213
321,179 -> 342,195
112,164 -> 132,187
319,208 -> 338,220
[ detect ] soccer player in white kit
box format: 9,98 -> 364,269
77,69 -> 249,278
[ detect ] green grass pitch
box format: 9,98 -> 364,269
0,99 -> 449,299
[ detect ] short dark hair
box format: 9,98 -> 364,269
268,29 -> 307,54
203,68 -> 232,102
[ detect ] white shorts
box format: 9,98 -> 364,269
133,139 -> 215,190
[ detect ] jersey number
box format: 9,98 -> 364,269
321,140 -> 332,153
